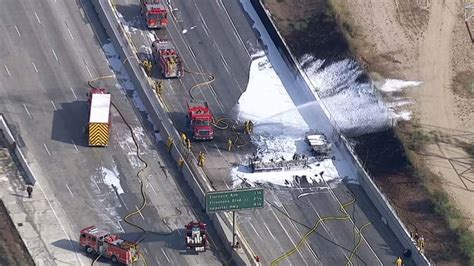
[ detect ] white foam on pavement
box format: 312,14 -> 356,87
232,159 -> 341,188
239,0 -> 360,185
100,166 -> 124,194
232,51 -> 342,187
234,52 -> 309,133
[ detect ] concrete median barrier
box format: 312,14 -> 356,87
91,0 -> 253,264
0,114 -> 36,186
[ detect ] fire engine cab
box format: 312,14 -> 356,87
79,226 -> 139,265
185,221 -> 207,252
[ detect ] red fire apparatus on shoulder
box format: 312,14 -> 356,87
79,226 -> 139,265
140,0 -> 168,29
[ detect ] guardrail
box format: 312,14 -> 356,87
250,0 -> 430,265
0,114 -> 36,186
90,0 -> 254,264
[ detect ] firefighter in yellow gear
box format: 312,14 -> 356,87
248,120 -> 254,133
243,121 -> 249,134
166,136 -> 173,152
395,256 -> 403,266
181,132 -> 187,144
186,138 -> 192,151
198,151 -> 205,167
154,81 -> 163,96
143,59 -> 152,75
418,235 -> 425,252
178,158 -> 184,168
227,138 -> 233,152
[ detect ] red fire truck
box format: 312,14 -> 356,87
185,221 -> 207,252
187,100 -> 214,140
79,226 -> 139,265
140,0 -> 168,29
151,39 -> 183,78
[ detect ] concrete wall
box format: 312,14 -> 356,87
250,0 -> 429,265
90,0 -> 253,264
0,115 -> 36,185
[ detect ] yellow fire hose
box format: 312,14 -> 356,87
270,196 -> 359,266
185,69 -> 248,148
88,76 -> 149,266
345,222 -> 372,266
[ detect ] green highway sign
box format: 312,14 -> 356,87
205,188 -> 264,213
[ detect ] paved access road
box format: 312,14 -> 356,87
114,0 -> 410,265
0,0 -> 227,265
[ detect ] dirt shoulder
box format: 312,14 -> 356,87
263,0 -> 473,264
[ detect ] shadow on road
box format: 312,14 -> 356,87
115,4 -> 146,31
119,229 -> 187,251
51,101 -> 89,147
52,239 -> 80,253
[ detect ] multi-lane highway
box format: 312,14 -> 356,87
115,0 -> 407,265
0,0 -> 227,265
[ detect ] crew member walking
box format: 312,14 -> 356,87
26,185 -> 33,198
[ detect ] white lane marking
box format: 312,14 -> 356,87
118,193 -> 130,211
92,179 -> 101,191
34,181 -> 84,265
148,181 -> 157,195
200,143 -> 209,154
161,248 -> 171,263
71,139 -> 78,151
14,25 -> 21,37
66,184 -> 74,197
212,141 -> 228,164
143,248 -> 148,255
219,52 -> 231,74
70,88 -> 77,100
168,12 -> 227,114
117,220 -> 125,233
34,12 -> 41,24
4,65 -> 11,77
43,143 -> 52,156
320,174 -> 383,264
135,205 -> 145,220
50,100 -> 57,111
218,0 -> 251,57
125,142 -> 133,153
262,221 -> 276,241
85,65 -> 93,78
51,49 -> 59,62
174,224 -> 182,236
270,208 -> 309,265
23,104 -> 32,118
194,1 -> 210,37
199,16 -> 210,37
67,28 -> 74,40
32,62 -> 38,73
188,47 -> 197,60
249,222 -> 263,241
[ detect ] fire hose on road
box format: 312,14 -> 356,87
185,69 -> 248,148
89,76 -> 150,266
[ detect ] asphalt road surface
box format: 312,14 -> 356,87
114,0 -> 407,265
0,0 -> 227,265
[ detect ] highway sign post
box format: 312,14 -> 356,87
205,188 -> 264,248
